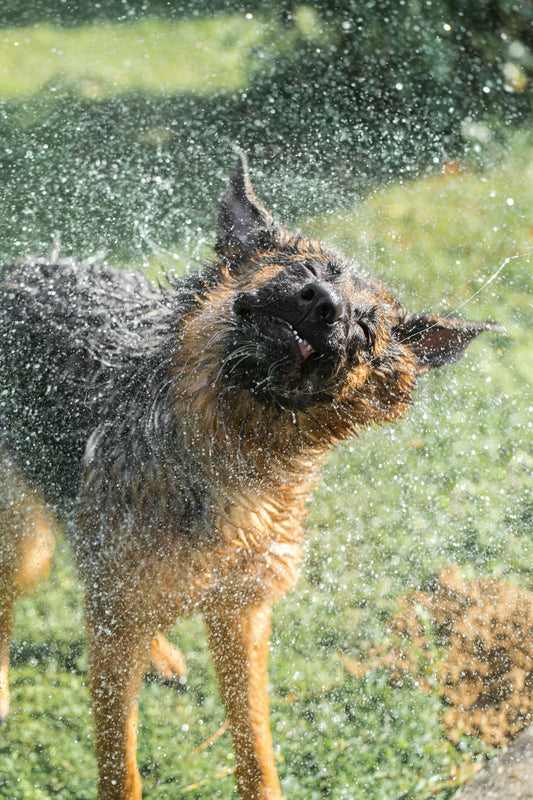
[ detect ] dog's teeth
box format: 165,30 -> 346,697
297,337 -> 314,359
287,324 -> 314,359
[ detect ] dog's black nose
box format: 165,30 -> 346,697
298,281 -> 347,325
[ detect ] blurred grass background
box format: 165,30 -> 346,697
0,17 -> 261,97
0,2 -> 532,799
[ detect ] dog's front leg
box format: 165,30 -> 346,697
204,602 -> 283,800
86,603 -> 152,800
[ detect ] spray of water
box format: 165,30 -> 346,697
444,251 -> 529,318
393,250 -> 532,353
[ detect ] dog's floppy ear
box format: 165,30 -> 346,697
395,313 -> 503,370
216,150 -> 276,259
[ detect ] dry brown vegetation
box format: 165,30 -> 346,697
343,566 -> 533,747
394,566 -> 533,746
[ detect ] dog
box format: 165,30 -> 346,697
0,152 -> 499,799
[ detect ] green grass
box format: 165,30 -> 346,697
1,135 -> 531,799
0,16 -> 261,98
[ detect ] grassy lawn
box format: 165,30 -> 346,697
0,16 -> 261,98
1,13 -> 532,800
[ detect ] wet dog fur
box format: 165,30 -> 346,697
0,153 -> 499,799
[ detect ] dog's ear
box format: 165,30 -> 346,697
394,313 -> 503,370
215,150 -> 276,259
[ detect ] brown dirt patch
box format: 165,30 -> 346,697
343,566 -> 533,747
394,565 -> 533,746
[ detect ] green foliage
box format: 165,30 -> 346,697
243,0 -> 531,181
0,18 -> 261,98
0,0 -> 250,27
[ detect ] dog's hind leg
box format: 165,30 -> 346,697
204,601 -> 282,800
0,453 -> 55,721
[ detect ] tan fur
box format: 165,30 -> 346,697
0,452 -> 55,721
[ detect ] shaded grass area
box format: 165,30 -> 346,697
1,12 -> 530,268
1,137 -> 531,798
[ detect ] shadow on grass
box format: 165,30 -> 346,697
3,85 -> 529,267
10,637 -> 86,675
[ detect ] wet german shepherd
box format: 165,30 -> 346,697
0,153 -> 498,799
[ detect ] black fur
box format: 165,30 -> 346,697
0,259 -> 213,508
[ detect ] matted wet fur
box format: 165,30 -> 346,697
0,153 -> 499,799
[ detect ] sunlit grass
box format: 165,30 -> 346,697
1,139 -> 531,798
308,136 -> 533,318
0,16 -> 261,98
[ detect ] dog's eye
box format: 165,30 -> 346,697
354,318 -> 373,350
304,262 -> 320,278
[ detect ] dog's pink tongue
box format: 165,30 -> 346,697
298,339 -> 314,360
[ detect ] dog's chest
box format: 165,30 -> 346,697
216,491 -> 304,586
162,487 -> 308,613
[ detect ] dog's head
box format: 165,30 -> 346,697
212,152 -> 499,421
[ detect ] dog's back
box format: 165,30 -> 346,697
0,260 -> 193,506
